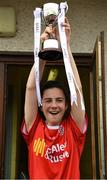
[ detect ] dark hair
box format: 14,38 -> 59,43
39,80 -> 71,120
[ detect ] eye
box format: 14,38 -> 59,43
46,99 -> 51,103
57,98 -> 64,103
43,98 -> 52,103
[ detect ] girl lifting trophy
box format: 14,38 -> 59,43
21,2 -> 87,179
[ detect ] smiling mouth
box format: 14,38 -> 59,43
49,111 -> 59,115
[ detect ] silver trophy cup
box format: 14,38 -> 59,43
38,3 -> 63,61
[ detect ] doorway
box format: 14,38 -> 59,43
3,58 -> 92,179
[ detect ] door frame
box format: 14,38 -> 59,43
0,63 -> 5,178
0,52 -> 104,178
90,31 -> 106,179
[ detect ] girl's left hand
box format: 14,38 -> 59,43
53,17 -> 71,45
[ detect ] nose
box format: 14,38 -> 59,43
51,100 -> 57,108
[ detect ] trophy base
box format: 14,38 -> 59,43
38,48 -> 63,61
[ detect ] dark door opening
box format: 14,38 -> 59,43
3,60 -> 92,179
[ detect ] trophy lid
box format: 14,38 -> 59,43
43,3 -> 59,17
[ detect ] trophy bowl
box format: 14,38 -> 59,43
38,3 -> 63,61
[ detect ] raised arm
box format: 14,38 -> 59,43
24,26 -> 54,131
68,46 -> 86,132
62,18 -> 86,131
24,61 -> 45,132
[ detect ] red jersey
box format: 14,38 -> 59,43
21,113 -> 88,179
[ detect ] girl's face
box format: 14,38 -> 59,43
42,88 -> 68,126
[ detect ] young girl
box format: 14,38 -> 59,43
21,18 -> 88,179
